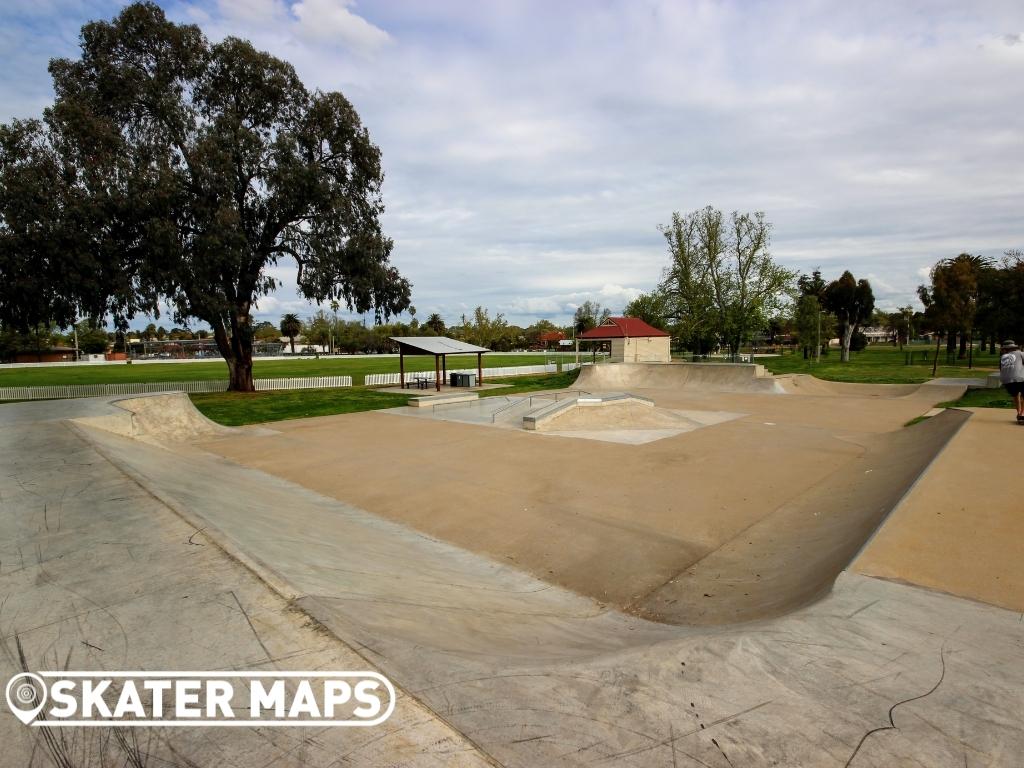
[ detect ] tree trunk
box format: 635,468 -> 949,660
213,317 -> 256,392
946,332 -> 956,354
957,331 -> 967,359
289,337 -> 295,354
228,343 -> 254,392
840,323 -> 854,362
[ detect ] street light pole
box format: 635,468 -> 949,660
815,309 -> 821,364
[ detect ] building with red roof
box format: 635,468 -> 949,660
537,330 -> 566,349
577,317 -> 671,362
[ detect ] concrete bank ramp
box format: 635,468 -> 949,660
631,408 -> 971,624
776,373 -> 969,400
73,392 -> 238,443
575,361 -> 787,393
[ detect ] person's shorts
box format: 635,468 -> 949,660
1006,381 -> 1024,397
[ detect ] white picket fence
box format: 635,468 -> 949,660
364,362 -> 579,387
254,376 -> 352,391
0,375 -> 353,402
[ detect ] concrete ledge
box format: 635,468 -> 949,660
409,392 -> 480,408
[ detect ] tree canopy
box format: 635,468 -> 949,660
573,301 -> 612,335
658,206 -> 796,353
918,253 -> 992,357
0,2 -> 410,390
822,271 -> 874,362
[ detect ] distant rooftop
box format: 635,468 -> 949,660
577,317 -> 670,339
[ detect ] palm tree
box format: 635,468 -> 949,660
424,313 -> 445,335
279,313 -> 302,354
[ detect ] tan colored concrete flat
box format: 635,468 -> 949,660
854,407 -> 1024,612
197,375 -> 963,622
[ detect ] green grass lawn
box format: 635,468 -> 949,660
937,388 -> 1016,410
755,344 -> 998,384
0,352 -> 579,387
190,387 -> 411,426
191,369 -> 585,426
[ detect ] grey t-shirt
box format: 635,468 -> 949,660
1000,349 -> 1024,383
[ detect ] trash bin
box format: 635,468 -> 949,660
465,373 -> 477,387
450,373 -> 459,387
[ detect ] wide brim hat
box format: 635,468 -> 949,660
1001,340 -> 1019,350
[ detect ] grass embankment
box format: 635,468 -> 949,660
191,388 -> 410,426
191,369 -> 584,426
758,345 -> 1009,411
755,345 -> 998,384
936,389 -> 1015,410
0,353 -> 575,387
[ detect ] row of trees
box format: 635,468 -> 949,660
917,251 -> 1024,358
0,320 -> 113,359
267,304 -> 617,355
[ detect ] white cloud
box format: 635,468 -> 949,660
2,0 -> 1023,329
291,0 -> 390,50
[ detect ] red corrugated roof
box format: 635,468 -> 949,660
577,317 -> 670,339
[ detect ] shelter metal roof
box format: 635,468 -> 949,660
389,336 -> 491,355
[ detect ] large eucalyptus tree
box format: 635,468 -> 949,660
0,2 -> 410,390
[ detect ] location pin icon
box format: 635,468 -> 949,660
5,673 -> 47,725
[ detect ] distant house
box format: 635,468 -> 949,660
861,326 -> 890,344
11,346 -> 78,363
577,317 -> 671,363
538,330 -> 565,349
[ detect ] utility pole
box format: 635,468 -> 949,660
815,309 -> 821,364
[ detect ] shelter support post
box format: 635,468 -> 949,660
400,351 -> 405,388
477,352 -> 482,386
435,354 -> 441,392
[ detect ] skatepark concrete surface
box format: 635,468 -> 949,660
2,363 -> 1023,767
0,398 -> 492,768
854,405 -> 1024,612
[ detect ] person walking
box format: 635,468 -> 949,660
998,340 -> 1024,423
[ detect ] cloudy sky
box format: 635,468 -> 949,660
2,0 -> 1022,328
